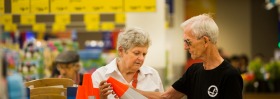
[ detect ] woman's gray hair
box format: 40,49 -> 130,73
117,27 -> 151,52
180,14 -> 219,44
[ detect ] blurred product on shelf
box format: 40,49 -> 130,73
0,48 -> 8,99
7,73 -> 26,99
0,29 -> 121,98
0,78 -> 7,99
19,40 -> 44,81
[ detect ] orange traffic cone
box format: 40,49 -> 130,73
76,85 -> 86,99
107,77 -> 147,99
76,73 -> 100,99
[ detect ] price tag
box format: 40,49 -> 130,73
115,13 -> 125,24
50,0 -> 69,13
105,0 -> 123,12
101,22 -> 114,31
21,14 -> 36,25
69,0 -> 86,13
11,0 -> 30,14
0,14 -> 12,24
89,0 -> 123,13
125,0 -> 156,12
52,23 -> 66,32
4,24 -> 17,31
125,0 -> 140,12
143,0 -> 156,12
91,0 -> 104,12
33,23 -> 46,32
84,14 -> 99,24
31,0 -> 49,14
0,0 -> 4,14
85,23 -> 99,31
55,14 -> 70,25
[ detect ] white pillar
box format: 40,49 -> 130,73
126,0 -> 166,68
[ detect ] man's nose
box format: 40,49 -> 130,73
60,69 -> 66,75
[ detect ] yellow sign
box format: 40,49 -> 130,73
84,14 -> 99,24
90,0 -> 104,12
101,22 -> 115,31
115,13 -> 125,24
0,0 -> 4,14
4,24 -> 17,31
55,14 -> 70,24
33,23 -> 46,32
104,0 -> 123,12
85,23 -> 99,31
143,0 -> 156,12
31,0 -> 49,14
0,14 -> 12,24
50,0 -> 69,13
12,0 -> 30,14
52,23 -> 66,32
21,14 -> 36,24
69,0 -> 86,13
89,0 -> 123,13
125,0 -> 156,12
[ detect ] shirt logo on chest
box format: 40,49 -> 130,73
208,85 -> 218,97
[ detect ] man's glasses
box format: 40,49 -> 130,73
184,36 -> 205,46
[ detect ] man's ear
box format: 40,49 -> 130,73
203,36 -> 210,44
203,36 -> 210,47
75,63 -> 80,71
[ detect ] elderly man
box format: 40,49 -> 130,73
54,50 -> 83,85
137,14 -> 243,99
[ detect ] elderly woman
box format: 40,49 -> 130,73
91,27 -> 164,99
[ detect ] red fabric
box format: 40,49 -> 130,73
132,71 -> 139,88
111,29 -> 120,49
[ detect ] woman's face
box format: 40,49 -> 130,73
119,46 -> 148,72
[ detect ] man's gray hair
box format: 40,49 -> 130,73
180,14 -> 219,44
117,27 -> 151,52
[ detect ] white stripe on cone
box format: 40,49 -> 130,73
107,77 -> 147,99
88,96 -> 95,99
119,87 -> 147,99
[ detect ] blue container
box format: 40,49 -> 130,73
67,87 -> 78,99
7,73 -> 26,99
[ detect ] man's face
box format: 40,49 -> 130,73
183,26 -> 206,59
57,62 -> 79,79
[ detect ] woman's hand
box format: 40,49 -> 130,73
112,91 -> 119,99
99,80 -> 113,99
